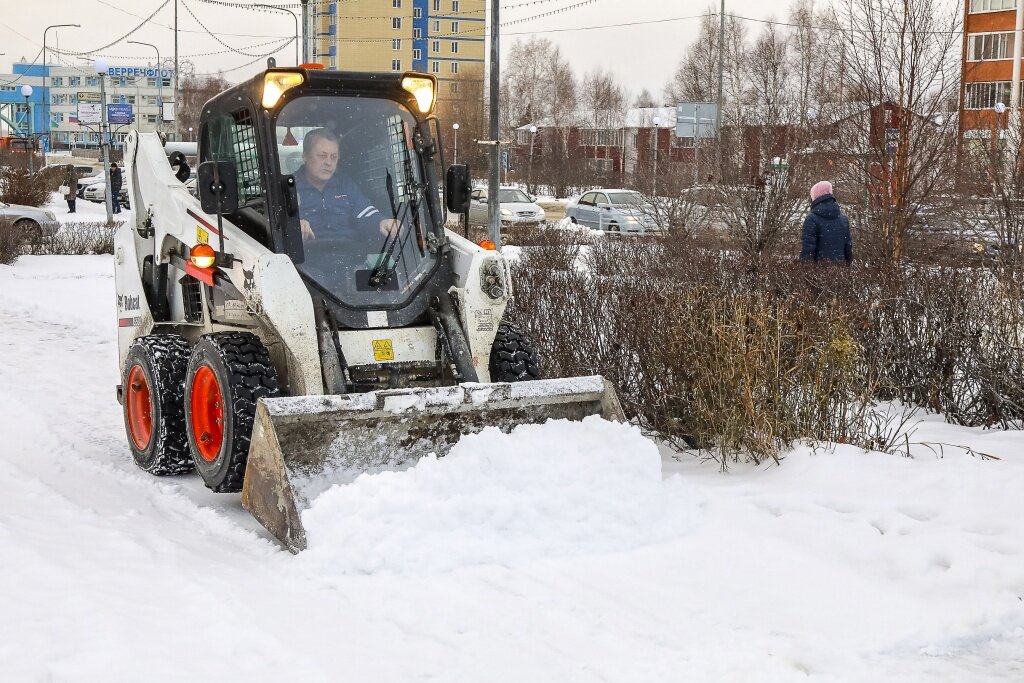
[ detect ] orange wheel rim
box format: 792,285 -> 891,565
190,365 -> 224,462
126,365 -> 153,450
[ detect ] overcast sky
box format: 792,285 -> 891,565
2,0 -> 793,99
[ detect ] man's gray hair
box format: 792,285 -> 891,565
302,128 -> 340,156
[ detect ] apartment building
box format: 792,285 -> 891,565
961,0 -> 1024,139
1,59 -> 172,149
310,0 -> 485,100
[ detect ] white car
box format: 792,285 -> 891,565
83,182 -> 129,208
77,174 -> 105,197
468,187 -> 546,227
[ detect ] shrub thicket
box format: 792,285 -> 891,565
0,218 -> 25,265
506,230 -> 1024,464
0,166 -> 51,207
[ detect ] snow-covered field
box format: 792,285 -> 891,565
1,254 -> 1023,681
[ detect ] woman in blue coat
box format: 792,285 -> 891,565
800,181 -> 852,264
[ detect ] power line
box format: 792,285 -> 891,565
181,0 -> 294,57
65,0 -> 173,56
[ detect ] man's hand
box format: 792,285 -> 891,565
300,219 -> 316,241
379,218 -> 400,237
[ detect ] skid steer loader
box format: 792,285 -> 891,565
113,66 -> 623,552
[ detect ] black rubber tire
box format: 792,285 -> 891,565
122,335 -> 194,475
185,332 -> 279,493
489,321 -> 541,382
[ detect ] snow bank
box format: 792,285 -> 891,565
300,417 -> 697,574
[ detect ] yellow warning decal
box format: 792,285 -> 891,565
196,226 -> 209,245
372,339 -> 395,361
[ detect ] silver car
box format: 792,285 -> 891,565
469,187 -> 546,227
0,202 -> 59,237
566,189 -> 660,233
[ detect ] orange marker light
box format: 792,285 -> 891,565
478,239 -> 497,250
299,63 -> 325,70
190,243 -> 216,269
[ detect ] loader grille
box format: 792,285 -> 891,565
180,274 -> 204,323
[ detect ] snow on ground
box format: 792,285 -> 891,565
1,255 -> 1023,681
45,191 -> 133,226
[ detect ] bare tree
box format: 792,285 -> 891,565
435,64 -> 488,171
178,74 -> 230,138
829,0 -> 963,263
580,68 -> 628,128
634,88 -> 657,109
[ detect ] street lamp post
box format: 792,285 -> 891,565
95,59 -> 114,225
189,127 -> 194,142
652,115 -> 661,197
128,41 -> 163,133
528,125 -> 537,194
254,4 -> 300,65
43,24 -> 80,152
452,123 -> 460,164
20,85 -> 34,172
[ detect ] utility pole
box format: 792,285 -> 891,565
301,0 -> 310,64
174,0 -> 180,141
487,0 -> 501,249
716,0 -> 725,182
96,59 -> 113,225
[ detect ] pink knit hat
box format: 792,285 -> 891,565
810,181 -> 833,202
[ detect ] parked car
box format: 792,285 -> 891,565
566,189 -> 660,233
83,182 -> 129,208
77,174 -> 105,197
468,187 -> 546,227
0,201 -> 59,237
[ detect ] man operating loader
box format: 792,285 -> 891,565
295,128 -> 398,242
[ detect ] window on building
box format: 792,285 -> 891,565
451,81 -> 459,93
393,0 -> 401,7
970,0 -> 1015,11
414,7 -> 422,18
393,17 -> 402,29
964,81 -> 1017,109
414,28 -> 422,39
431,61 -> 440,73
579,129 -> 623,147
413,48 -> 422,60
432,20 -> 440,31
147,77 -> 157,87
451,62 -> 459,74
968,32 -> 1015,60
433,0 -> 440,10
451,41 -> 459,53
451,21 -> 459,33
452,0 -> 460,10
69,76 -> 81,86
51,77 -> 63,86
392,59 -> 402,71
393,38 -> 402,50
432,40 -> 441,52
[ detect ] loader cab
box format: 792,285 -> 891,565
198,68 -> 448,329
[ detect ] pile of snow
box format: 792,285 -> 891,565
300,417 -> 697,574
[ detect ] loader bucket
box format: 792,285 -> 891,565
241,375 -> 625,553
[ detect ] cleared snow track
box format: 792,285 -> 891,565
2,255 -> 1024,682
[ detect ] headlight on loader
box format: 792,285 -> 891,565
262,71 -> 305,109
402,76 -> 436,114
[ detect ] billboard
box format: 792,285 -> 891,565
676,102 -> 718,139
107,104 -> 134,125
76,103 -> 102,125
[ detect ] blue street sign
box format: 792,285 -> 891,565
107,103 -> 134,125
